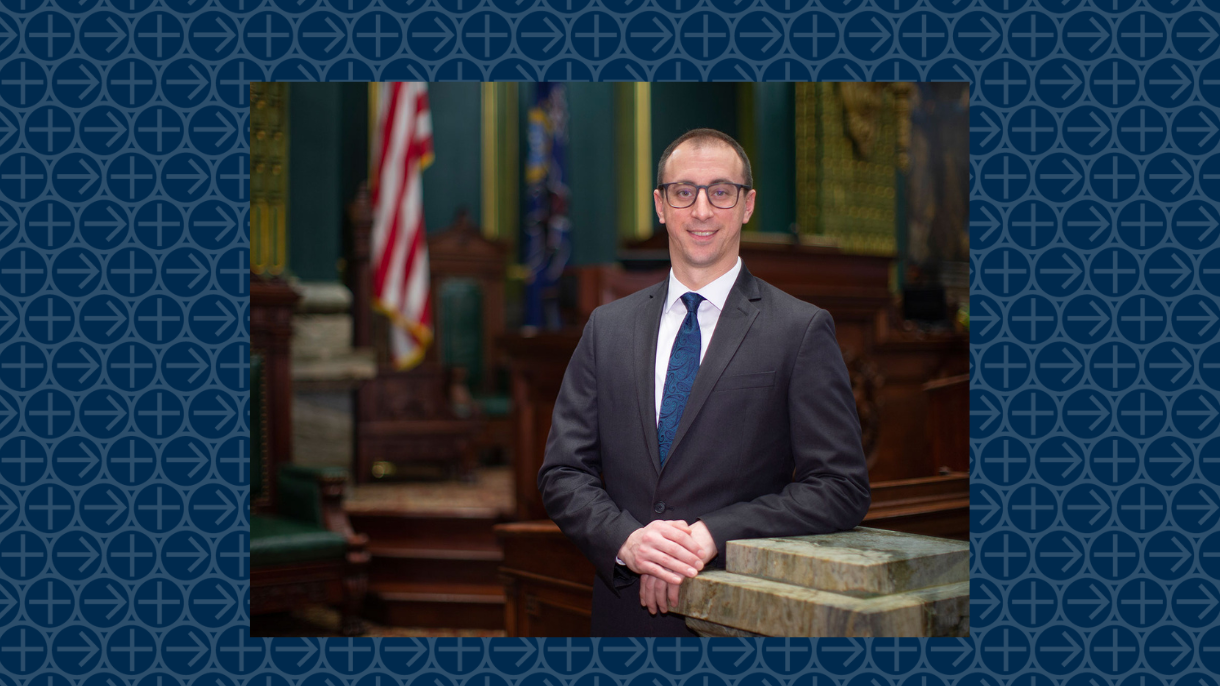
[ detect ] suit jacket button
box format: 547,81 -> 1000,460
654,502 -> 666,514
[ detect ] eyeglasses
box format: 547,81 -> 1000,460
658,182 -> 751,209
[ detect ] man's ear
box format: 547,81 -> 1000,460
742,188 -> 757,224
654,189 -> 666,224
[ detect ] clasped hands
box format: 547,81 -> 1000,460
617,520 -> 717,616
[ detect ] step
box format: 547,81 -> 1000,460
367,582 -> 505,630
368,540 -> 504,586
349,511 -> 503,547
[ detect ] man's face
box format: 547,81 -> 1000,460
654,140 -> 756,275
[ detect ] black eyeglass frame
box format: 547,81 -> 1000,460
657,182 -> 753,209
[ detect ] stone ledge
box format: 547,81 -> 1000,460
677,571 -> 968,637
726,527 -> 968,595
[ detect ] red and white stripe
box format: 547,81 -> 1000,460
372,82 -> 434,369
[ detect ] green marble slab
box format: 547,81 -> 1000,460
676,570 -> 969,637
726,527 -> 969,595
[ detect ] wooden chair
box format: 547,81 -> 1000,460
249,277 -> 370,636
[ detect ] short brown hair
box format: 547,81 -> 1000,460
655,128 -> 753,189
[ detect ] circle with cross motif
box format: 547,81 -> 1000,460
106,436 -> 157,486
1007,483 -> 1057,532
978,625 -> 1030,674
1116,483 -> 1168,534
1114,577 -> 1168,628
106,533 -> 158,583
215,530 -> 248,582
1006,577 -> 1058,628
133,578 -> 185,629
677,11 -> 729,62
133,483 -> 185,534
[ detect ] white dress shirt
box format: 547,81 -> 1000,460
654,257 -> 742,425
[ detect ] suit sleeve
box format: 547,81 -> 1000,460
696,307 -> 872,559
537,309 -> 645,595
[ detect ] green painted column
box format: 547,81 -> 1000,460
752,83 -> 796,234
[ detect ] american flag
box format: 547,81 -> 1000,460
372,82 -> 434,370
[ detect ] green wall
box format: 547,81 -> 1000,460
423,83 -> 481,234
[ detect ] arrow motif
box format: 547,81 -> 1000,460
709,637 -> 751,667
1065,17 -> 1107,53
82,394 -> 125,431
0,299 -> 14,339
627,17 -> 672,54
165,348 -> 209,384
196,301 -> 236,336
1065,394 -> 1109,432
973,299 -> 1000,337
57,64 -> 100,99
740,17 -> 781,52
1066,300 -> 1108,337
1147,253 -> 1191,290
490,638 -> 537,667
0,112 -> 13,152
1064,488 -> 1108,525
164,631 -> 208,667
195,206 -> 237,242
1039,158 -> 1083,194
1176,585 -> 1218,620
302,16 -> 345,53
1148,158 -> 1191,194
976,488 -> 1000,526
82,583 -> 126,621
1176,110 -> 1218,147
1039,537 -> 1082,571
1040,632 -> 1081,665
1147,630 -> 1190,668
164,441 -> 209,478
194,585 -> 235,619
971,583 -> 1000,620
58,632 -> 100,665
1147,536 -> 1191,574
276,639 -> 321,667
81,488 -> 125,526
822,639 -> 864,666
165,254 -> 209,289
928,638 -> 971,668
193,112 -> 235,147
0,18 -> 14,53
1040,442 -> 1083,477
1175,300 -> 1219,337
972,205 -> 1000,241
164,535 -> 209,572
1148,64 -> 1191,100
1039,348 -> 1083,384
83,17 -> 125,53
1065,583 -> 1108,620
194,490 -> 236,524
1065,111 -> 1108,148
602,637 -> 646,666
1177,205 -> 1218,242
57,159 -> 100,194
56,347 -> 101,383
165,159 -> 209,194
1039,253 -> 1083,289
412,18 -> 455,51
164,64 -> 208,101
0,488 -> 15,521
194,396 -> 236,431
1041,64 -> 1083,99
976,111 -> 1000,148
521,16 -> 564,53
194,17 -> 236,52
1177,490 -> 1218,525
383,638 -> 426,667
1148,440 -> 1191,478
1065,205 -> 1109,242
849,17 -> 891,53
82,111 -> 126,149
959,17 -> 999,52
83,300 -> 126,337
970,394 -> 1000,431
1176,16 -> 1218,52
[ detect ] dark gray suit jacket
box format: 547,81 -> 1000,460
537,262 -> 871,636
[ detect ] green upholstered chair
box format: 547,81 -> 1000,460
248,351 -> 370,636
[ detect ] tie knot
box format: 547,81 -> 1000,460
680,292 -> 704,313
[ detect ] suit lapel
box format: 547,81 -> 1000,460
661,266 -> 761,475
635,279 -> 669,476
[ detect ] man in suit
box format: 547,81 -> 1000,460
538,128 -> 871,636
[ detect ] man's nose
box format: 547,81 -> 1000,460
690,187 -> 716,219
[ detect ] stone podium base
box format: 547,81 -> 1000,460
674,527 -> 970,637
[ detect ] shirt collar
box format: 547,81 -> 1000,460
665,256 -> 742,314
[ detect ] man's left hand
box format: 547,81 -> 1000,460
639,521 -> 718,615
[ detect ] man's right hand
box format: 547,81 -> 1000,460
617,520 -> 704,585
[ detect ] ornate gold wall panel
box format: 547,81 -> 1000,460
250,83 -> 289,275
795,83 -> 909,256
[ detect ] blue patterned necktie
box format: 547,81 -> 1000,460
658,292 -> 705,467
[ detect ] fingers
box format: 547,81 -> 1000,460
641,574 -> 676,615
667,578 -> 680,609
